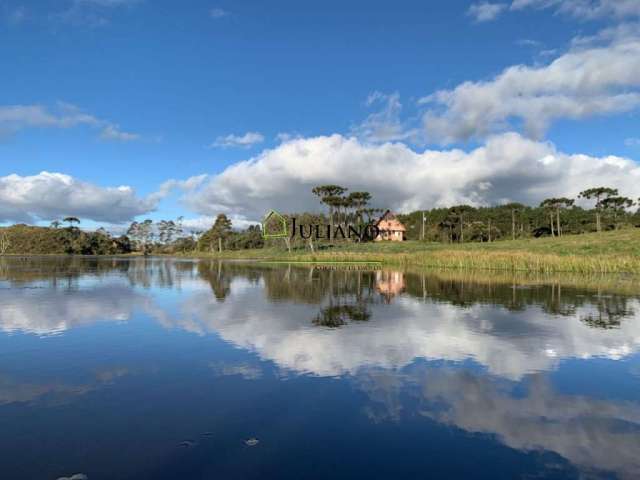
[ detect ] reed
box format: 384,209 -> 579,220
279,251 -> 640,274
179,229 -> 640,275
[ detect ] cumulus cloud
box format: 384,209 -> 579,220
181,133 -> 640,221
0,102 -> 140,142
467,2 -> 507,22
211,131 -> 264,148
0,171 -> 160,223
511,0 -> 640,20
420,26 -> 640,143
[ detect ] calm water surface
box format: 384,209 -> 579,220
1,257 -> 640,480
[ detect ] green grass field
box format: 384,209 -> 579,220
183,229 -> 640,274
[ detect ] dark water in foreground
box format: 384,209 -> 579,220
1,257 -> 640,480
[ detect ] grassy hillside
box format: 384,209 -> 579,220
0,225 -> 131,255
181,229 -> 640,274
0,225 -> 71,254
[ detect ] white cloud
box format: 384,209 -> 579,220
0,102 -> 141,142
516,38 -> 542,47
179,216 -> 216,233
211,131 -> 265,148
0,171 -> 159,223
467,2 -> 508,22
182,133 -> 640,221
147,174 -> 208,206
99,124 -> 140,142
0,103 -> 97,135
210,8 -> 229,19
420,27 -> 640,143
180,215 -> 256,233
352,92 -> 418,143
276,132 -> 303,143
538,48 -> 558,57
511,0 -> 640,20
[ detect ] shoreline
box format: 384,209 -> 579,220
2,229 -> 640,275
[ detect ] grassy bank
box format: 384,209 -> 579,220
181,229 -> 640,274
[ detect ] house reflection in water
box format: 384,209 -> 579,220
375,270 -> 405,302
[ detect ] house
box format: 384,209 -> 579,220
374,210 -> 406,241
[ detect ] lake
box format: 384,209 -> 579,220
1,257 -> 639,480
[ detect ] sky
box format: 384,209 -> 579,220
1,0 -> 640,233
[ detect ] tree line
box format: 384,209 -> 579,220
1,185 -> 638,255
196,185 -> 640,251
400,187 -> 639,243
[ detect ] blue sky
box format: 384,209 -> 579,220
1,0 -> 640,231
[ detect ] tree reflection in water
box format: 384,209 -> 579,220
1,258 -> 637,332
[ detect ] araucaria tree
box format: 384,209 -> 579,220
579,187 -> 618,232
502,203 -> 525,240
63,216 -> 80,228
540,198 -> 574,237
449,205 -> 475,243
601,196 -> 635,230
311,185 -> 347,242
346,191 -> 372,226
